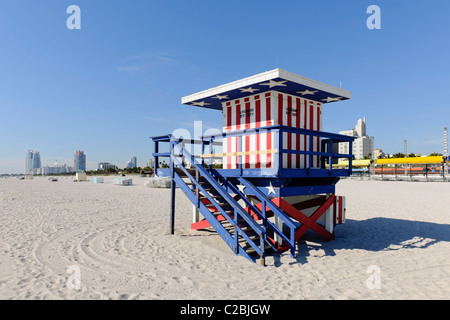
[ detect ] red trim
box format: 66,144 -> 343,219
287,95 -> 292,168
278,93 -> 283,126
295,98 -> 301,168
309,103 -> 314,167
316,105 -> 321,167
266,95 -> 272,168
255,98 -> 261,169
245,101 -> 251,168
277,195 -> 336,252
303,99 -> 307,167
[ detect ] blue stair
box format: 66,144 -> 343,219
167,137 -> 299,265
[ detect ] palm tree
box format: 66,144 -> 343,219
392,152 -> 405,158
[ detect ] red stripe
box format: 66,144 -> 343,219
266,95 -> 272,168
255,98 -> 261,169
296,98 -> 301,168
304,99 -> 307,167
278,93 -> 283,126
287,95 -> 292,168
245,101 -> 251,168
278,93 -> 284,167
309,102 -> 314,167
236,103 -> 241,168
316,105 -> 320,167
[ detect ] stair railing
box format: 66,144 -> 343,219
171,138 -> 267,262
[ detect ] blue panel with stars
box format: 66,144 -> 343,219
182,69 -> 351,110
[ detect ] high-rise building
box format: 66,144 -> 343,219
25,150 -> 41,175
74,150 -> 86,172
127,156 -> 137,169
339,117 -> 375,160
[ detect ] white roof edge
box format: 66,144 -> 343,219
181,68 -> 351,104
181,69 -> 278,104
277,69 -> 352,99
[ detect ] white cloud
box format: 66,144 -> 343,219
116,51 -> 189,73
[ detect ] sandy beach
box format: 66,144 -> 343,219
1,175 -> 449,300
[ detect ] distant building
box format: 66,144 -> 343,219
374,148 -> 384,159
25,150 -> 41,175
98,162 -> 117,170
339,117 -> 375,160
126,156 -> 137,169
42,160 -> 74,175
74,150 -> 86,172
147,159 -> 154,168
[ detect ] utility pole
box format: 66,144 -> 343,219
404,139 -> 407,176
444,127 -> 448,181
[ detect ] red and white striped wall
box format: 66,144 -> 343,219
222,91 -> 322,169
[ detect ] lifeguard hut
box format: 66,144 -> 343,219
152,69 -> 355,265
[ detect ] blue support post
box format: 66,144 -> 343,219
154,140 -> 159,176
329,139 -> 333,175
209,137 -> 213,171
349,141 -> 353,175
170,139 -> 176,235
201,139 -> 205,167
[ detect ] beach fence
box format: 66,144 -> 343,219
373,156 -> 448,182
151,69 -> 355,265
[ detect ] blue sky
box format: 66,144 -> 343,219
1,1 -> 449,173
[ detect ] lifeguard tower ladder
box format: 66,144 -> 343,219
152,69 -> 355,265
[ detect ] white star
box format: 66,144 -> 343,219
297,89 -> 318,96
237,184 -> 246,194
266,182 -> 276,196
212,94 -> 229,100
240,87 -> 259,93
322,96 -> 343,103
190,101 -> 211,107
260,80 -> 287,88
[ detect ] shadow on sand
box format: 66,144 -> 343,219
272,218 -> 450,267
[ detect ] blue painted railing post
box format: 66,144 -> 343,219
170,138 -> 176,235
349,141 -> 353,175
209,137 -> 213,171
154,140 -> 159,176
308,134 -> 313,175
201,139 -> 205,167
329,139 -> 333,175
234,208 -> 239,254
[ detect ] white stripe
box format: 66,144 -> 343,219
249,98 -> 256,169
313,103 -> 318,168
260,95 -> 267,168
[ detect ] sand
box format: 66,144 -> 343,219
0,175 -> 449,300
